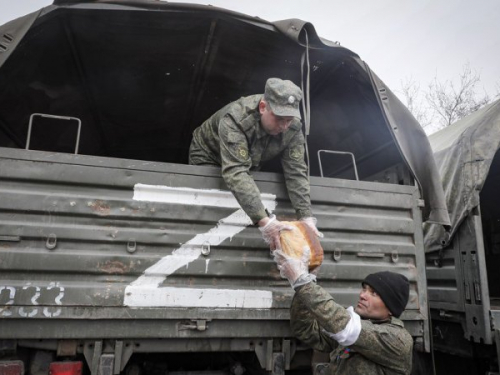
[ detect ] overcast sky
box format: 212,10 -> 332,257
1,0 -> 499,102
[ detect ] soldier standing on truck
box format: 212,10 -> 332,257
189,78 -> 322,248
273,248 -> 413,374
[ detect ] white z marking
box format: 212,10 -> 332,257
124,184 -> 276,309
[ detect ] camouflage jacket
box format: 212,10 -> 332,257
291,282 -> 413,375
189,94 -> 312,223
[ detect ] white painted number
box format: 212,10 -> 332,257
19,285 -> 40,317
0,286 -> 15,317
43,282 -> 64,317
0,283 -> 65,318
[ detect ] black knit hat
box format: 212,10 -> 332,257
362,271 -> 410,318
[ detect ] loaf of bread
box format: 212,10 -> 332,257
279,221 -> 324,269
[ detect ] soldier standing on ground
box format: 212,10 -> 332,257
273,248 -> 413,375
189,78 -> 322,248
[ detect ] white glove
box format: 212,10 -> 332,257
273,247 -> 316,288
300,217 -> 324,238
259,215 -> 294,250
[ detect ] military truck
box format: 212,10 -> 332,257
0,1 -> 449,374
425,99 -> 500,374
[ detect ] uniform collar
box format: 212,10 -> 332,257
389,316 -> 405,327
255,119 -> 273,139
365,316 -> 405,327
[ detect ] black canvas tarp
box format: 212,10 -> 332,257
424,99 -> 500,252
0,0 -> 449,226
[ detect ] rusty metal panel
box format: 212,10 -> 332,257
0,148 -> 427,346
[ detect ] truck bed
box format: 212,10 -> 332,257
0,147 -> 428,348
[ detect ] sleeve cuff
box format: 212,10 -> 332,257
251,208 -> 270,225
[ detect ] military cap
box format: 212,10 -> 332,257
264,78 -> 303,119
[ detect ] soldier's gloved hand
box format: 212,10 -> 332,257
300,217 -> 324,238
258,215 -> 294,251
273,247 -> 316,289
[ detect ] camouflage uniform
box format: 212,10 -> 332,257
291,282 -> 413,375
189,94 -> 312,223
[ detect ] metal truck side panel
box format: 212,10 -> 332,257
0,147 -> 427,346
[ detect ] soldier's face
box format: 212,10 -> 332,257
354,284 -> 392,320
259,101 -> 294,135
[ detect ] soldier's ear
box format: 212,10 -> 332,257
259,100 -> 267,115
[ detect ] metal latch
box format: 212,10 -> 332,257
201,241 -> 211,256
46,233 -> 57,250
333,249 -> 341,262
127,239 -> 137,253
179,319 -> 210,331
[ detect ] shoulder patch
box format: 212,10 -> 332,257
289,147 -> 304,161
238,147 -> 248,159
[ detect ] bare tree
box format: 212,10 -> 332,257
425,63 -> 491,129
399,77 -> 432,128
